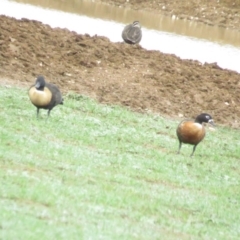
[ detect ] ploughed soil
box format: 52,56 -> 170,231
99,0 -> 240,31
0,15 -> 240,128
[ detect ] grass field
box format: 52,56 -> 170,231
0,86 -> 240,240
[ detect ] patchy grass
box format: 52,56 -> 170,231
0,86 -> 240,240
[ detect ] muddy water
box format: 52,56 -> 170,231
8,0 -> 240,47
2,0 -> 240,73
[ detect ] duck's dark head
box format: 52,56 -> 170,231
35,76 -> 46,90
132,21 -> 141,28
195,113 -> 215,126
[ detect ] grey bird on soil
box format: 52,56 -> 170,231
122,21 -> 142,44
176,113 -> 215,156
28,75 -> 63,118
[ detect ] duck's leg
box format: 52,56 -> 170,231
177,141 -> 182,154
190,144 -> 198,157
47,109 -> 51,118
36,108 -> 40,118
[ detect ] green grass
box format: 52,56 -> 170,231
0,86 -> 240,240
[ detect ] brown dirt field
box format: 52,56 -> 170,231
98,0 -> 240,31
0,13 -> 240,128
